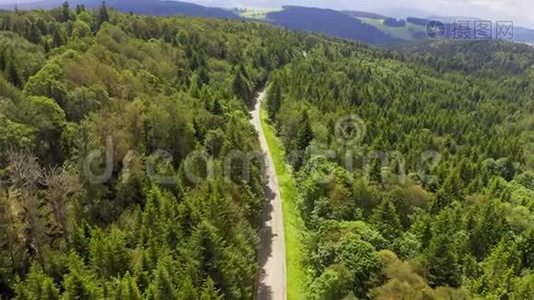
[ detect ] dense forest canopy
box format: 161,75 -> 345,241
0,3 -> 312,299
265,34 -> 534,298
0,2 -> 533,299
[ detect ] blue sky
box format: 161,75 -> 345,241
0,0 -> 532,27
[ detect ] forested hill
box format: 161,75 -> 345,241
0,0 -> 239,18
264,38 -> 534,298
399,40 -> 534,75
1,3 -> 534,299
266,6 -> 401,45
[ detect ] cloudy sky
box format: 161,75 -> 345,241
194,0 -> 534,28
0,0 -> 532,27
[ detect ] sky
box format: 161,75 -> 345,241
0,0 -> 532,27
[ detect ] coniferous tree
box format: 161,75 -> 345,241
63,253 -> 103,300
5,60 -> 21,88
61,2 -> 70,22
14,265 -> 60,300
296,110 -> 313,151
432,170 -> 463,214
370,198 -> 402,242
0,49 -> 6,72
95,2 -> 109,32
266,80 -> 282,122
147,262 -> 178,300
425,234 -> 461,288
200,278 -> 223,300
52,28 -> 64,48
294,110 -> 314,170
114,272 -> 142,300
232,69 -> 250,105
27,23 -> 41,44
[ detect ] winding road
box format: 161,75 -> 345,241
251,90 -> 287,300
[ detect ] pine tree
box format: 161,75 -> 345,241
370,198 -> 402,241
425,234 -> 461,288
147,262 -> 178,300
62,2 -> 70,22
114,272 -> 142,300
294,110 -> 314,170
190,222 -> 233,297
200,278 -> 223,300
0,48 -> 5,72
6,60 -> 21,88
232,69 -> 250,105
52,28 -> 64,48
296,110 -> 313,151
14,265 -> 60,300
178,277 -> 198,300
89,227 -> 130,278
63,252 -> 103,300
43,39 -> 50,53
266,80 -> 282,121
95,2 -> 109,32
432,170 -> 463,214
27,23 -> 41,44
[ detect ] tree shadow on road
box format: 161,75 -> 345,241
256,181 -> 276,300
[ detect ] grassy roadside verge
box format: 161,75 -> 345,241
260,107 -> 308,299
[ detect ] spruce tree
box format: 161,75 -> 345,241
266,80 -> 282,122
425,234 -> 461,288
95,2 -> 109,32
14,265 -> 60,300
6,60 -> 21,88
370,198 -> 402,241
296,110 -> 314,151
294,110 -> 314,170
114,273 -> 142,300
62,2 -> 70,22
232,69 -> 250,105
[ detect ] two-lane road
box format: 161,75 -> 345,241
251,90 -> 287,300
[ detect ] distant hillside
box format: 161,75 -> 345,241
0,0 -> 240,18
266,6 -> 401,45
343,10 -> 387,20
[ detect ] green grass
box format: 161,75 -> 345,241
260,107 -> 309,299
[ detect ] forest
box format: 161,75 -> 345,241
266,36 -> 534,298
0,3 -> 307,299
0,2 -> 533,299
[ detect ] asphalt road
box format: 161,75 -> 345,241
251,90 -> 287,300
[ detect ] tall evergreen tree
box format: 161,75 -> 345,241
425,234 -> 461,288
95,2 -> 110,32
266,80 -> 282,122
296,110 -> 313,151
61,2 -> 70,22
5,60 -> 21,88
14,266 -> 60,300
370,198 -> 402,241
232,69 -> 250,105
294,110 -> 314,170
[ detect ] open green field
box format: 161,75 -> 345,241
260,107 -> 309,299
238,8 -> 278,20
358,17 -> 427,41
